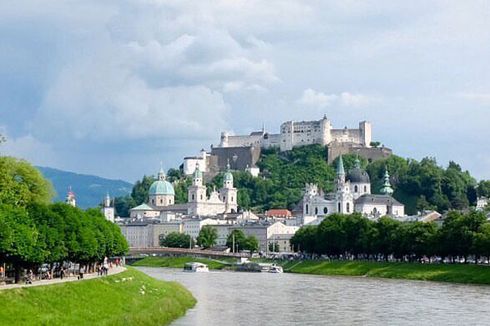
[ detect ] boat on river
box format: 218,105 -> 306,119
268,265 -> 283,273
183,262 -> 209,273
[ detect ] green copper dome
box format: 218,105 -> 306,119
224,161 -> 233,183
149,180 -> 175,196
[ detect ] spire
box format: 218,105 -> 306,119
226,158 -> 231,171
158,164 -> 166,181
336,155 -> 345,176
354,156 -> 361,169
380,167 -> 394,195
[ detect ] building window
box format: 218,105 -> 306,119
338,202 -> 341,212
192,194 -> 195,200
315,207 -> 318,215
346,202 -> 350,213
354,185 -> 358,193
152,199 -> 155,205
364,185 -> 367,192
231,196 -> 234,202
323,207 -> 328,214
200,195 -> 203,200
305,204 -> 309,214
160,199 -> 163,204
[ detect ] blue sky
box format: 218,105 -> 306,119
1,1 -> 489,182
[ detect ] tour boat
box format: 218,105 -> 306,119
183,262 -> 209,273
268,265 -> 283,273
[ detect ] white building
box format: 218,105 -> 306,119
234,222 -> 299,253
183,149 -> 210,175
477,197 -> 488,210
119,222 -> 170,248
303,156 -> 405,219
101,193 -> 115,223
65,187 -> 76,207
217,116 -> 372,152
129,164 -> 238,219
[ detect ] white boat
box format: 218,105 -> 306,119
268,265 -> 283,273
183,262 -> 209,273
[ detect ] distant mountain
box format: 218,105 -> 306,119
37,166 -> 133,209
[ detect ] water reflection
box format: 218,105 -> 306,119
138,267 -> 490,326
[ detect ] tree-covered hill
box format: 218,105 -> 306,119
37,166 -> 133,209
116,145 -> 488,216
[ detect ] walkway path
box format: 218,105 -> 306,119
0,266 -> 126,291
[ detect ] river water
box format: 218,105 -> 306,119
138,267 -> 490,326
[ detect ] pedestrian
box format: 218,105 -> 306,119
60,267 -> 65,280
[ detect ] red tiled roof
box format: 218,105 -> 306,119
265,209 -> 292,217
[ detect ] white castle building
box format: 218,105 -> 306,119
303,156 -> 404,219
218,115 -> 372,152
129,164 -> 238,219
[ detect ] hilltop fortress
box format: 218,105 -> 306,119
219,115 -> 372,151
183,115 -> 392,176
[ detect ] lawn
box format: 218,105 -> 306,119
279,260 -> 490,285
0,268 -> 196,325
132,256 -> 233,270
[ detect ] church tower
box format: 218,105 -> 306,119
187,163 -> 207,215
66,187 -> 76,207
380,168 -> 394,195
219,162 -> 238,213
101,193 -> 115,223
335,155 -> 354,214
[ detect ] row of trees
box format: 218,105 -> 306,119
0,156 -> 128,282
291,211 -> 490,262
160,227 -> 259,252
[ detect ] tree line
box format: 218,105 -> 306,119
291,211 -> 490,263
160,226 -> 259,252
0,156 -> 128,282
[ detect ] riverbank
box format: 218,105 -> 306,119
132,256 -> 231,270
0,267 -> 196,325
279,260 -> 490,285
134,256 -> 490,285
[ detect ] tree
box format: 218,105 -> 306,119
474,223 -> 490,263
0,157 -> 54,207
161,232 -> 193,248
196,226 -> 218,249
131,175 -> 155,205
226,230 -> 248,252
245,236 -> 259,252
291,225 -> 318,253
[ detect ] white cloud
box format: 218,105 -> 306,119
0,129 -> 58,167
297,89 -> 378,108
456,92 -> 490,106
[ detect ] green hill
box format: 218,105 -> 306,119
37,166 -> 132,209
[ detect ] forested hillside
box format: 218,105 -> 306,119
116,145 -> 489,216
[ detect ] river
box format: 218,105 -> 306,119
138,267 -> 490,326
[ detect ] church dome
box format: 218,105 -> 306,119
347,158 -> 370,184
347,168 -> 370,184
149,180 -> 175,196
224,171 -> 233,183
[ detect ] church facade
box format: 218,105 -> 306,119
129,164 -> 238,219
303,156 -> 404,219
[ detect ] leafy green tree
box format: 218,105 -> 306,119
477,180 -> 490,198
114,195 -> 136,217
474,223 -> 490,262
245,236 -> 259,252
291,225 -> 318,253
0,157 -> 54,207
131,175 -> 155,205
196,226 -> 218,249
226,229 -> 248,252
161,232 -> 193,248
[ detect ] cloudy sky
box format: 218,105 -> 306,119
1,0 -> 489,182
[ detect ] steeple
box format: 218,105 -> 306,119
158,163 -> 166,181
337,155 -> 345,176
380,168 -> 394,195
354,156 -> 361,169
104,192 -> 111,207
66,186 -> 76,207
192,163 -> 203,186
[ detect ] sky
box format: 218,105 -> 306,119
1,0 -> 489,183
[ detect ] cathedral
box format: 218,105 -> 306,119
302,156 -> 404,219
129,163 -> 237,219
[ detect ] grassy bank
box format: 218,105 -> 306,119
279,260 -> 490,285
132,256 -> 232,270
0,268 -> 196,325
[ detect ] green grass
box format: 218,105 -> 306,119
0,268 -> 196,325
277,260 -> 490,285
132,256 -> 234,270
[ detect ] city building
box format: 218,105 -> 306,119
129,164 -> 238,219
233,222 -> 299,253
302,156 -> 405,219
65,187 -> 76,207
101,193 -> 115,222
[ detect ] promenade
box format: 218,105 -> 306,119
0,266 -> 125,291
